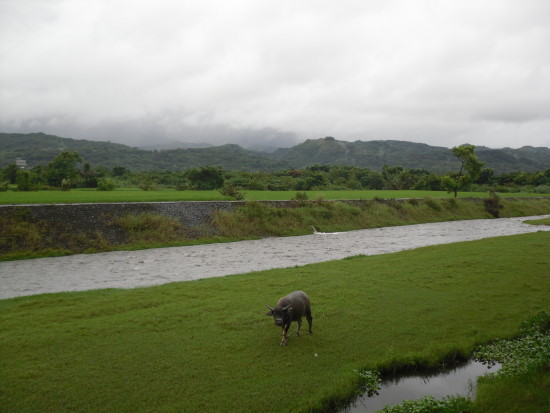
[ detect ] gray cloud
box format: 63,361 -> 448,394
1,0 -> 549,149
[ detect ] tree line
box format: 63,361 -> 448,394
2,145 -> 550,196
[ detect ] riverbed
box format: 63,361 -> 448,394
1,215 -> 549,299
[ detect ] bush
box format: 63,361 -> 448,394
112,213 -> 188,243
15,170 -> 34,191
96,178 -> 116,191
484,191 -> 503,218
60,178 -> 72,191
138,176 -> 157,191
175,180 -> 189,191
442,198 -> 458,210
534,184 -> 550,194
293,191 -> 309,201
219,182 -> 245,200
424,198 -> 442,211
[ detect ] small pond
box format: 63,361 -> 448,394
343,359 -> 501,413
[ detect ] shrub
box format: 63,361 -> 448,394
484,191 -> 503,218
15,170 -> 34,191
386,199 -> 403,210
442,198 -> 458,210
175,180 -> 189,191
112,213 -> 187,243
96,178 -> 116,191
219,182 -> 245,200
534,184 -> 550,194
424,198 -> 442,211
0,213 -> 42,252
60,178 -> 72,191
138,176 -> 157,191
293,191 -> 309,201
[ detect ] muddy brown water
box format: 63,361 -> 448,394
1,215 -> 549,299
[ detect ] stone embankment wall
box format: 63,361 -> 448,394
1,200 -> 344,240
0,201 -> 242,234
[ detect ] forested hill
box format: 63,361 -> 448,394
1,132 -> 549,173
269,137 -> 550,173
0,133 -> 292,172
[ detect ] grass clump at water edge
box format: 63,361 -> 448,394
372,312 -> 550,412
524,217 -> 550,226
470,311 -> 550,413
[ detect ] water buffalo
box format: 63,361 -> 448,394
266,290 -> 313,346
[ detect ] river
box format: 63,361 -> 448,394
1,215 -> 549,299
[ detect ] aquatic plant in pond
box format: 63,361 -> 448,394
345,359 -> 499,413
349,313 -> 549,413
378,395 -> 472,413
473,311 -> 550,378
354,369 -> 382,397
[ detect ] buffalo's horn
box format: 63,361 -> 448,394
266,305 -> 274,311
282,304 -> 292,311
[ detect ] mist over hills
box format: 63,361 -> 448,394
1,132 -> 549,174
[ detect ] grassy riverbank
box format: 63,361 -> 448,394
2,196 -> 550,261
1,232 -> 549,412
1,188 -> 548,204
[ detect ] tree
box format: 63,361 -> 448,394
2,164 -> 18,184
112,166 -> 129,177
44,151 -> 83,188
16,170 -> 33,191
185,166 -> 225,190
441,145 -> 484,197
81,162 -> 99,188
382,165 -> 415,190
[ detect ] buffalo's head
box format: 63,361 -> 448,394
266,304 -> 292,327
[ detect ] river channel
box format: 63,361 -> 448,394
1,215 -> 549,299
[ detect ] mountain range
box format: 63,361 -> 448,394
1,132 -> 549,174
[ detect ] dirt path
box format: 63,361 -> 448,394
1,215 -> 549,299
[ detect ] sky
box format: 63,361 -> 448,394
1,0 -> 549,150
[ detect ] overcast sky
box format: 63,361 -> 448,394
1,0 -> 549,150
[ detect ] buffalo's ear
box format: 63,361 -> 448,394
266,305 -> 274,316
265,310 -> 273,316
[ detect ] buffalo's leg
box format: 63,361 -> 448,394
296,319 -> 302,336
281,324 -> 290,346
305,308 -> 313,334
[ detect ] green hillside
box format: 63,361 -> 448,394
1,132 -> 549,173
270,137 -> 457,172
271,137 -> 550,173
0,133 -> 291,172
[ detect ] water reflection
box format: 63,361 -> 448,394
344,360 -> 501,413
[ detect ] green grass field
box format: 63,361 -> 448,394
524,217 -> 550,226
1,188 -> 548,204
1,232 -> 549,412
